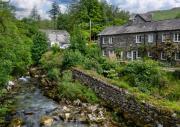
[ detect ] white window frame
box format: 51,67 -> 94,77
109,37 -> 113,44
175,52 -> 180,60
127,51 -> 132,59
102,50 -> 105,56
161,52 -> 166,60
173,33 -> 180,42
162,34 -> 168,42
148,51 -> 153,57
136,50 -> 141,58
148,34 -> 153,43
102,37 -> 105,44
136,35 -> 142,43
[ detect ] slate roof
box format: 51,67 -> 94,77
99,19 -> 180,36
138,13 -> 152,22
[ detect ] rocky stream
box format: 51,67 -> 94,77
7,77 -> 120,127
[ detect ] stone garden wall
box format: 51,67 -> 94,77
72,68 -> 180,127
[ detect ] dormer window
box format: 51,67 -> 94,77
136,35 -> 143,43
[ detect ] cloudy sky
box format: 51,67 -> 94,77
10,0 -> 180,19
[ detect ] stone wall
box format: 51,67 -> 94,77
72,68 -> 180,127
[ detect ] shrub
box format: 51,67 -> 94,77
121,60 -> 167,90
40,51 -> 64,70
83,58 -> 103,74
173,70 -> 180,79
57,71 -> 99,104
31,32 -> 48,64
47,68 -> 60,81
62,50 -> 85,69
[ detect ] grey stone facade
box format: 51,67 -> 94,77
72,68 -> 180,127
99,14 -> 180,63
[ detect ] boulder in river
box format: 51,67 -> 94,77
40,116 -> 54,126
9,117 -> 23,127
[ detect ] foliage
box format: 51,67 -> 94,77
0,9 -> 34,85
121,60 -> 167,91
47,68 -> 60,81
48,2 -> 60,28
31,32 -> 48,64
29,6 -> 40,21
69,27 -> 87,54
55,0 -> 129,39
57,71 -> 99,103
40,51 -> 63,70
62,50 -> 85,69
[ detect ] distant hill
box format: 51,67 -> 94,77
149,7 -> 180,21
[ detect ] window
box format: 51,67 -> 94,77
136,35 -> 142,43
109,37 -> 114,44
173,33 -> 180,42
148,34 -> 153,43
102,50 -> 106,56
148,51 -> 153,57
103,37 -> 109,44
162,34 -> 169,42
175,52 -> 180,60
127,52 -> 132,58
161,52 -> 166,60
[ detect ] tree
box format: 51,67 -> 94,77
49,2 -> 60,29
31,32 -> 48,64
30,6 -> 40,21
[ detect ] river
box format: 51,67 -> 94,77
9,78 -> 91,127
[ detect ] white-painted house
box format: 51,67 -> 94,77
41,29 -> 70,49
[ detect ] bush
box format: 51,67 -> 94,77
47,68 -> 60,81
40,51 -> 63,70
57,71 -> 99,104
173,70 -> 180,79
31,32 -> 48,64
121,60 -> 167,90
62,50 -> 85,69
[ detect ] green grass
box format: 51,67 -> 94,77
152,7 -> 180,21
57,70 -> 100,104
75,67 -> 180,112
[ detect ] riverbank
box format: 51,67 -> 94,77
29,67 -> 137,127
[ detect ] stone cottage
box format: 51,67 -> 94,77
41,29 -> 70,49
98,14 -> 180,63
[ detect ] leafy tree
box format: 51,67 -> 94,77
69,27 -> 87,54
49,2 -> 60,29
31,32 -> 48,64
30,6 -> 40,21
0,8 -> 33,85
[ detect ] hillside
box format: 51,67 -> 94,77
150,7 -> 180,21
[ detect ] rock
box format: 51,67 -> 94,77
9,117 -> 23,127
52,116 -> 60,121
87,105 -> 98,113
172,113 -> 177,117
40,116 -> 53,126
62,106 -> 70,113
6,81 -> 15,91
73,99 -> 81,106
65,113 -> 71,121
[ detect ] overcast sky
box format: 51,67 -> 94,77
10,0 -> 180,19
